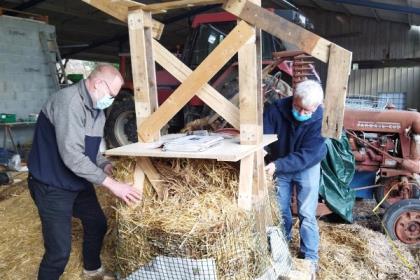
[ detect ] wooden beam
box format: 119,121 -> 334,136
81,0 -> 164,39
128,9 -> 160,142
223,0 -> 331,63
137,158 -> 168,200
133,158 -> 145,199
127,9 -> 167,200
322,44 -> 352,139
238,26 -> 261,145
152,40 -> 240,129
139,21 -> 254,142
142,0 -> 224,14
238,153 -> 254,211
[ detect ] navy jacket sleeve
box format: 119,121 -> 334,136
274,120 -> 326,173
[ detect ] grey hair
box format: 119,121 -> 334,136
294,80 -> 324,107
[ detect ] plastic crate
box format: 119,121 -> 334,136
0,113 -> 16,124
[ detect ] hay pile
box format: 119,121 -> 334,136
289,221 -> 420,280
0,179 -> 117,280
113,158 -> 274,279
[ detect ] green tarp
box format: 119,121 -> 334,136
319,133 -> 356,223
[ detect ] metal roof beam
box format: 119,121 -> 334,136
324,0 -> 420,15
14,0 -> 47,11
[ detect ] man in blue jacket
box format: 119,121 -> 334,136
264,80 -> 327,274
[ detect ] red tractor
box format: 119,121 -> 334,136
344,106 -> 420,245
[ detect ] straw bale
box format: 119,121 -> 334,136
114,158 -> 274,279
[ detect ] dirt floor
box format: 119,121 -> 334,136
0,176 -> 418,280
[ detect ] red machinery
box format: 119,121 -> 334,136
344,108 -> 420,245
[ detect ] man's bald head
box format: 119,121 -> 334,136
88,64 -> 123,85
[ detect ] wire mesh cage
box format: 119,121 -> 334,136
345,95 -> 390,111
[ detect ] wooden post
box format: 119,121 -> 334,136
128,9 -> 159,142
322,44 -> 352,139
237,0 -> 272,245
128,9 -> 165,200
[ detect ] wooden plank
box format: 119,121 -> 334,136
152,40 -> 240,129
223,0 -> 331,63
128,10 -> 160,142
139,21 -> 254,142
322,44 -> 352,139
142,0 -> 225,14
238,24 -> 262,145
81,0 -> 164,39
238,153 -> 254,211
133,158 -> 145,199
137,158 -> 168,200
105,134 -> 278,162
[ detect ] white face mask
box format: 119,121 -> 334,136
95,94 -> 114,110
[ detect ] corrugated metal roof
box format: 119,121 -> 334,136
293,0 -> 420,26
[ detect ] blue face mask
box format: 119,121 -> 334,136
292,107 -> 312,122
95,94 -> 114,110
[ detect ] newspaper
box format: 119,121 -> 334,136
162,135 -> 224,152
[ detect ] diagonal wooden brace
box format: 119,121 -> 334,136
139,20 -> 254,142
152,40 -> 240,130
223,0 -> 331,63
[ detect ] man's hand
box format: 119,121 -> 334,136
265,162 -> 276,177
102,177 -> 142,205
103,163 -> 113,176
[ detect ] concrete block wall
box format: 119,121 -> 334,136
0,15 -> 56,150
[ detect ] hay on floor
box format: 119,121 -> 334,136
0,179 -> 117,280
289,220 -> 420,280
113,158 -> 275,279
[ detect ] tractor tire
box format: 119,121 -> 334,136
104,93 -> 137,148
382,199 -> 420,246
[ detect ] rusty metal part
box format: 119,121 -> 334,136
344,108 -> 420,134
401,159 -> 420,173
291,201 -> 332,218
410,134 -> 420,160
394,210 -> 420,245
377,177 -> 420,207
292,54 -> 315,89
346,130 -> 402,164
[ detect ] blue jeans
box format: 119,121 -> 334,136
275,163 -> 320,262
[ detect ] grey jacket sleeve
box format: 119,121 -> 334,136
52,96 -> 107,185
96,151 -> 111,169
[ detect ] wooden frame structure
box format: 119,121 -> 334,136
83,0 -> 352,240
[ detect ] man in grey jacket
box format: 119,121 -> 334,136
28,64 -> 141,280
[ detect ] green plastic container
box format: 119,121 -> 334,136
67,74 -> 84,83
0,113 -> 16,123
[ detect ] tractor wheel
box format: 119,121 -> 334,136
374,177 -> 420,209
104,93 -> 137,148
382,199 -> 420,246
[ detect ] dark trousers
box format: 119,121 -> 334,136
28,175 -> 107,280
